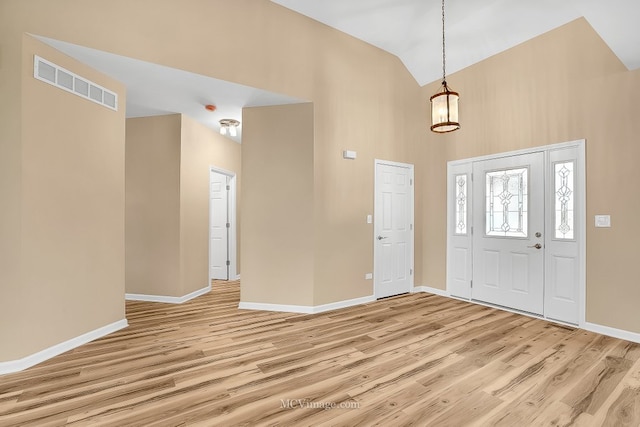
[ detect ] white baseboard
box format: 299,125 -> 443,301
238,294 -> 376,314
412,285 -> 449,297
584,322 -> 640,344
313,295 -> 376,314
412,285 -> 640,344
0,319 -> 128,376
126,284 -> 211,304
238,301 -> 314,314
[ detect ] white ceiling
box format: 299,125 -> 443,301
272,0 -> 640,86
36,36 -> 306,143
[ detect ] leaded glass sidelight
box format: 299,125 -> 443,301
554,161 -> 575,239
485,167 -> 528,237
454,174 -> 467,235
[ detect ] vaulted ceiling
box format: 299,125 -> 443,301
272,0 -> 640,86
39,1 -> 640,140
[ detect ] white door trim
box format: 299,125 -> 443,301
373,159 -> 415,298
446,139 -> 586,326
448,140 -> 584,165
209,166 -> 238,282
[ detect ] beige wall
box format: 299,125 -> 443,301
126,114 -> 241,297
0,3 -> 25,361
0,34 -> 126,361
125,115 -> 182,296
581,68 -> 640,332
242,104 -> 315,305
180,114 -> 242,292
310,46 -> 426,305
420,18 -> 640,333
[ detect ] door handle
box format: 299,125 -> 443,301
377,235 -> 388,240
527,243 -> 542,249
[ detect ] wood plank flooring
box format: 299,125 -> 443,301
1,280 -> 640,426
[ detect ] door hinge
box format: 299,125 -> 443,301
226,185 -> 230,191
410,224 -> 413,230
470,280 -> 473,288
410,178 -> 413,186
226,260 -> 230,266
226,223 -> 231,228
410,268 -> 413,275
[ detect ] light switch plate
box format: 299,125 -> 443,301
343,150 -> 357,160
595,215 -> 611,227
365,273 -> 373,280
366,214 -> 372,224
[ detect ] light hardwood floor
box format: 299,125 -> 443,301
1,280 -> 640,426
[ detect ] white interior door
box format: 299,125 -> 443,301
472,152 -> 545,314
374,161 -> 414,299
210,171 -> 229,280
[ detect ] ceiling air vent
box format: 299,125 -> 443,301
33,55 -> 118,112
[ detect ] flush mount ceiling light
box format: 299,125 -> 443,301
219,118 -> 240,137
430,0 -> 460,133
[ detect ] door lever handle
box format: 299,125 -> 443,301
527,243 -> 542,249
377,235 -> 388,240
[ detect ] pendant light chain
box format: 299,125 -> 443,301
441,0 -> 446,84
430,0 -> 460,133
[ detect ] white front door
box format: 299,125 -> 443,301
210,171 -> 229,280
374,161 -> 414,299
472,152 -> 545,314
448,141 -> 584,324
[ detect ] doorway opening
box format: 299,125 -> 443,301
209,167 -> 237,282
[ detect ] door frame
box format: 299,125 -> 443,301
446,139 -> 586,326
373,159 -> 415,298
209,166 -> 238,283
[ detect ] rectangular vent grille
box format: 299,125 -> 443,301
33,55 -> 118,111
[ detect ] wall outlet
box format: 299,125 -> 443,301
365,273 -> 373,280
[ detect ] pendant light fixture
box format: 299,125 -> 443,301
430,0 -> 460,133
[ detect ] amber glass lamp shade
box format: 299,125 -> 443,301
430,82 -> 460,133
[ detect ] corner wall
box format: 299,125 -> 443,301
1,35 -> 126,363
241,103 -> 315,306
125,115 -> 182,296
0,3 -> 25,362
